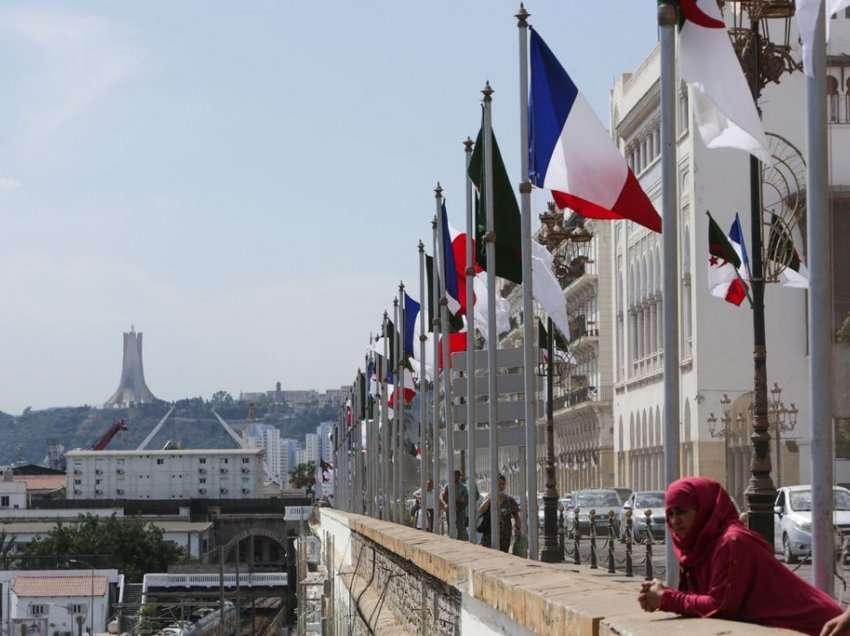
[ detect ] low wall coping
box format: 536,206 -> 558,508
321,509 -> 803,636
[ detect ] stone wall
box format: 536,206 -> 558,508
319,509 -> 804,636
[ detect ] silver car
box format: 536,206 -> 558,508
621,490 -> 666,542
773,485 -> 850,563
567,489 -> 622,536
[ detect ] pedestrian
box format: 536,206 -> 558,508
479,474 -> 520,553
416,479 -> 437,531
637,477 -> 843,636
440,469 -> 469,540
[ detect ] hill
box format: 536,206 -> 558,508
0,396 -> 339,465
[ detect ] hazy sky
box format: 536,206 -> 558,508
0,1 -> 657,414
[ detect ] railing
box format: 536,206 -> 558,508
142,572 -> 287,589
559,508 -> 666,580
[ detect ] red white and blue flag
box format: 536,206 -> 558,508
529,29 -> 661,233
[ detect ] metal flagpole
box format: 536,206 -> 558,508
436,184 -> 458,539
398,283 -> 407,525
482,81 -> 500,551
464,136 -> 478,544
806,0 -> 834,596
353,373 -> 360,513
516,4 -> 538,559
419,240 -> 429,531
382,311 -> 391,520
366,343 -> 373,516
658,0 -> 681,587
392,297 -> 400,522
432,217 -> 443,535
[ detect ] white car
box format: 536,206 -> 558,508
773,485 -> 850,563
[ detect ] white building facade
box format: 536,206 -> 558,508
243,423 -> 282,482
65,449 -> 264,500
608,13 -> 850,501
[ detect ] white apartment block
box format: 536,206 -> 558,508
608,12 -> 850,502
65,448 -> 264,500
280,439 -> 297,488
304,434 -> 320,465
243,423 -> 282,482
316,422 -> 333,463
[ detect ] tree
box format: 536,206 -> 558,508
290,462 -> 317,495
210,390 -> 234,406
24,515 -> 184,582
0,530 -> 16,569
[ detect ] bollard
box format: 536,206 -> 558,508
644,508 -> 654,581
625,508 -> 633,577
558,507 -> 566,558
589,509 -> 598,569
573,506 -> 581,565
607,510 -> 616,573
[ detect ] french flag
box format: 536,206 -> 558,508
529,29 -> 661,233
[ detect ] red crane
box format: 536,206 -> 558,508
92,419 -> 127,451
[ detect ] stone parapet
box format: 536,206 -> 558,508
319,508 -> 804,636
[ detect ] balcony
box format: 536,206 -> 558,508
552,382 -> 613,415
567,316 -> 599,357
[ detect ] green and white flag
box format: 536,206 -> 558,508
768,214 -> 809,289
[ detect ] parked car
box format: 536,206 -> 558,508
613,488 -> 633,505
566,489 -> 622,536
621,490 -> 666,542
773,485 -> 850,563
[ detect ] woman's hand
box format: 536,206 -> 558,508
821,609 -> 850,636
638,579 -> 667,612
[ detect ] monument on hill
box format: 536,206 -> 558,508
104,325 -> 159,408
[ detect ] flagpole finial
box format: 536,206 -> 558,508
399,281 -> 405,292
482,81 -> 493,102
463,136 -> 474,153
394,298 -> 398,308
515,3 -> 530,26
418,239 -> 424,253
434,182 -> 443,197
432,215 -> 437,229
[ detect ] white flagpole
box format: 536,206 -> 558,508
436,185 -> 458,539
482,82 -> 500,551
659,0 -> 681,587
464,136 -> 478,544
381,311 -> 391,520
806,0 -> 834,596
516,4 -> 538,559
419,241 -> 429,530
432,217 -> 443,534
392,296 -> 400,522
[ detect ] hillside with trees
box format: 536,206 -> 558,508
0,394 -> 339,465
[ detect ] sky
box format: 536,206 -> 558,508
0,1 -> 658,414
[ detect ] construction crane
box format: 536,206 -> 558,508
92,419 -> 127,451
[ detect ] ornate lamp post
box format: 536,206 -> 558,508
768,382 -> 799,487
708,394 -> 734,496
718,0 -> 799,542
536,202 -> 592,562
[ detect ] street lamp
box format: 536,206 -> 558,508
536,202 -> 593,563
717,0 -> 800,543
708,394 -> 735,496
768,382 -> 799,487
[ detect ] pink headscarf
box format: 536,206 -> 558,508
665,477 -> 767,567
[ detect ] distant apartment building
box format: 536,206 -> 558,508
316,422 -> 333,463
65,449 -> 264,500
243,423 -> 282,482
304,434 -> 320,465
279,439 -> 297,488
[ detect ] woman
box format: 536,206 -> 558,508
638,477 -> 843,635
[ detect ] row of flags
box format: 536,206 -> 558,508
348,0 -> 819,455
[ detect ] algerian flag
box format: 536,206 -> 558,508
467,122 -> 571,339
768,214 -> 810,289
798,0 -> 850,77
707,211 -> 749,306
678,0 -> 772,164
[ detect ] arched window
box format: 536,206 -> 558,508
683,399 -> 692,443
648,409 -> 655,447
641,410 -> 648,449
828,75 -> 839,123
630,414 -> 635,449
